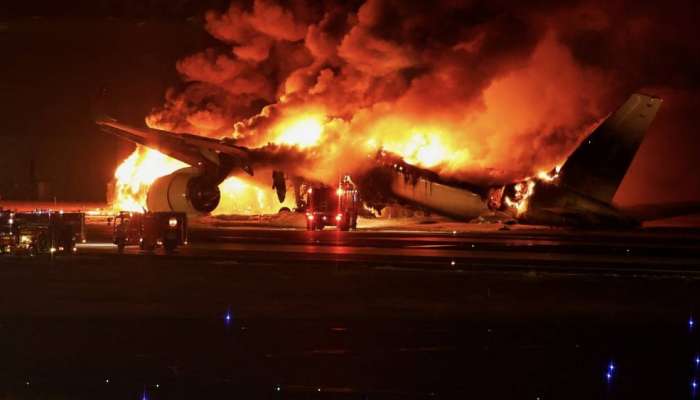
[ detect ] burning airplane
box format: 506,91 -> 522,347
95,1 -> 698,226
97,93 -> 690,227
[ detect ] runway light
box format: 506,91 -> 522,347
690,316 -> 695,329
692,378 -> 698,390
695,354 -> 700,367
224,310 -> 233,326
606,361 -> 615,382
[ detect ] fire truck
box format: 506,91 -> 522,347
7,211 -> 84,255
113,211 -> 187,253
305,175 -> 359,231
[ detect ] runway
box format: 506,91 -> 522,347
1,222 -> 699,398
81,223 -> 700,276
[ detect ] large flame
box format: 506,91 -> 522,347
272,114 -> 324,148
113,147 -> 187,212
111,113 -> 323,214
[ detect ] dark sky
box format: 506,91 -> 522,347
0,0 -> 699,204
0,1 -> 227,201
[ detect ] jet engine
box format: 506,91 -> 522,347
146,168 -> 221,214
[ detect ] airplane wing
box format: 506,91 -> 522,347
96,118 -> 254,179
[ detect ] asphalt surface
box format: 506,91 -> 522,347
0,223 -> 699,399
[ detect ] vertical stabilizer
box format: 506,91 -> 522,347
558,93 -> 662,205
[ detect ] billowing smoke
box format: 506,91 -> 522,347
145,0 -> 698,189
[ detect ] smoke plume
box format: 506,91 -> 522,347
145,0 -> 699,189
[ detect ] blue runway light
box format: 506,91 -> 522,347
690,317 -> 695,329
695,355 -> 700,367
605,361 -> 615,382
224,310 -> 233,325
692,378 -> 698,390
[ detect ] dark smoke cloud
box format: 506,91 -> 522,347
146,0 -> 700,200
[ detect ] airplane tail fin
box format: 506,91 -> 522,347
557,93 -> 662,205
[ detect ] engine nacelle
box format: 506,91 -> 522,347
146,168 -> 221,215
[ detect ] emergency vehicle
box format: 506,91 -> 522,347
9,211 -> 83,255
113,211 -> 187,253
305,175 -> 359,231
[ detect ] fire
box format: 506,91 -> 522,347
504,180 -> 536,216
367,129 -> 469,169
113,147 -> 186,212
537,165 -> 562,182
272,114 -> 324,148
112,114 -> 326,214
216,176 -> 295,215
112,146 -> 298,214
503,164 -> 562,216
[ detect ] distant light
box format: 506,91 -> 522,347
25,380 -> 30,386
155,384 -> 160,388
692,378 -> 698,390
690,317 -> 695,329
336,188 -> 343,196
317,388 -> 321,392
606,372 -> 612,381
452,230 -> 457,235
695,355 -> 700,366
471,244 -> 475,248
50,247 -> 56,253
450,260 -> 456,266
608,362 -> 615,371
168,217 -> 178,228
105,378 -> 109,384
275,385 -> 281,392
336,214 -> 342,221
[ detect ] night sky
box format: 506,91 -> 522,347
1,0 -> 699,205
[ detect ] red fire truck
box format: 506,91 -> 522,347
305,175 -> 359,231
